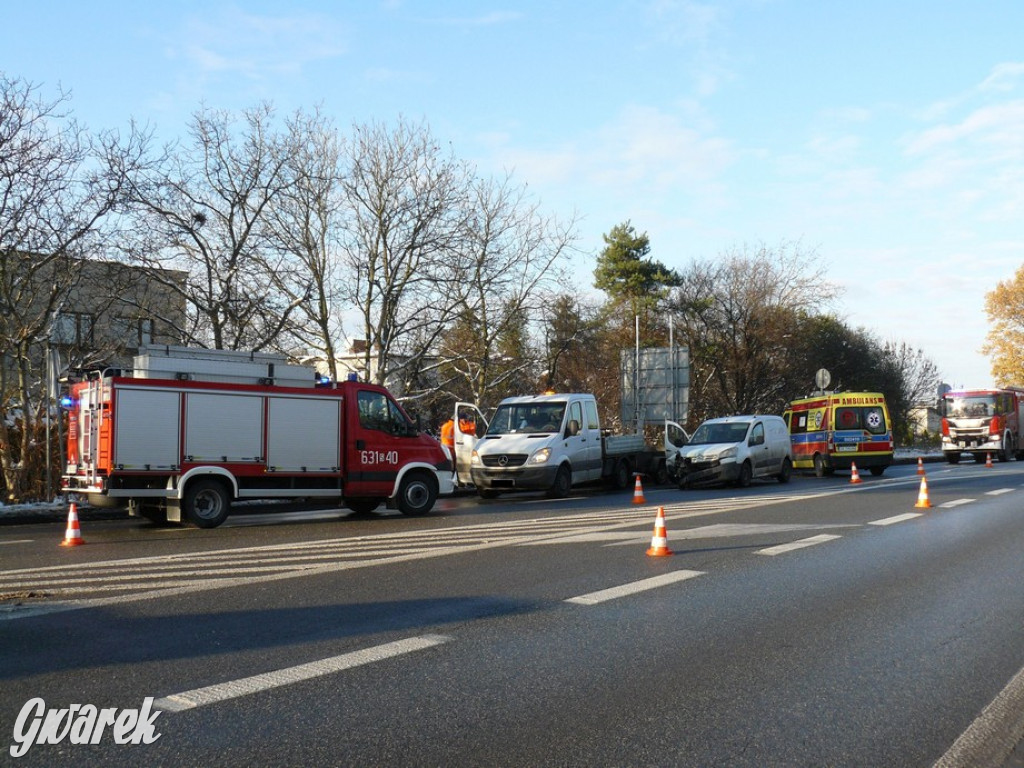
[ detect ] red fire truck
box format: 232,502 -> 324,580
940,387 -> 1024,464
61,346 -> 453,527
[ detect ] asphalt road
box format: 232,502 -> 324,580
1,461 -> 1023,767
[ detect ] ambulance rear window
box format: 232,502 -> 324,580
835,406 -> 887,434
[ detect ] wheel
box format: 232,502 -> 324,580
777,457 -> 792,483
477,488 -> 501,499
999,436 -> 1010,462
86,493 -> 125,509
946,452 -> 961,464
345,498 -> 382,514
973,453 -> 986,464
653,460 -> 669,486
396,472 -> 437,516
869,466 -> 885,476
183,478 -> 230,528
609,459 -> 631,490
813,453 -> 826,478
138,504 -> 169,525
547,465 -> 572,498
736,461 -> 753,488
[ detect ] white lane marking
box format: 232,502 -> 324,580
528,523 -> 859,548
154,634 -> 452,712
0,540 -> 33,546
756,534 -> 842,556
566,571 -> 704,605
869,513 -> 923,526
934,659 -> 1024,767
941,499 -> 975,508
0,482 -> 943,619
986,488 -> 1014,496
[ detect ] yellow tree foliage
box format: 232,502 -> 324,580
982,264 -> 1024,386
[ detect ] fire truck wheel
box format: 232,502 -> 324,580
345,498 -> 382,515
183,478 -> 231,528
396,472 -> 437,516
137,503 -> 169,525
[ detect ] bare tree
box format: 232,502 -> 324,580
873,339 -> 941,443
339,117 -> 470,385
125,104 -> 303,350
268,107 -> 347,371
669,241 -> 840,422
0,75 -> 147,499
438,172 -> 578,408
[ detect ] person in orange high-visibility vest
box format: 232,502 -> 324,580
440,419 -> 456,473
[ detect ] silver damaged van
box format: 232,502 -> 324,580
673,414 -> 793,488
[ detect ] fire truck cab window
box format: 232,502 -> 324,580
357,391 -> 410,434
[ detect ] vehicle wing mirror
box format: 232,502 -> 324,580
567,419 -> 580,437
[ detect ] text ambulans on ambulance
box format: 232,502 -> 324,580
783,392 -> 893,477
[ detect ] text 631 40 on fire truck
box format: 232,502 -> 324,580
61,346 -> 453,528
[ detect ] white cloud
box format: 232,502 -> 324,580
905,101 -> 1024,157
176,8 -> 348,80
979,62 -> 1024,92
489,105 -> 733,196
426,11 -> 524,27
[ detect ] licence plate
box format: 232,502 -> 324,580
836,445 -> 857,452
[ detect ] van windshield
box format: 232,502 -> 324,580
690,422 -> 750,444
486,403 -> 566,435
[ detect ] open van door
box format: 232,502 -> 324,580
453,402 -> 488,486
664,420 -> 690,481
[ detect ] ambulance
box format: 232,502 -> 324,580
783,392 -> 893,477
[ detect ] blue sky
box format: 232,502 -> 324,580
4,1 -> 1023,390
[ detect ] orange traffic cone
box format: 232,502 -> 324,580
60,502 -> 85,547
632,474 -> 646,505
917,457 -> 925,475
915,476 -> 932,509
850,463 -> 862,484
986,453 -> 994,468
646,506 -> 673,557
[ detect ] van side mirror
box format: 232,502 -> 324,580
566,419 -> 580,437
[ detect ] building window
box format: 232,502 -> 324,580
113,316 -> 155,347
139,318 -> 153,346
51,312 -> 94,346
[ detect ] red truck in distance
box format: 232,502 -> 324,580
939,386 -> 1024,463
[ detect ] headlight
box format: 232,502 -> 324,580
529,448 -> 551,465
471,450 -> 480,465
718,446 -> 737,460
